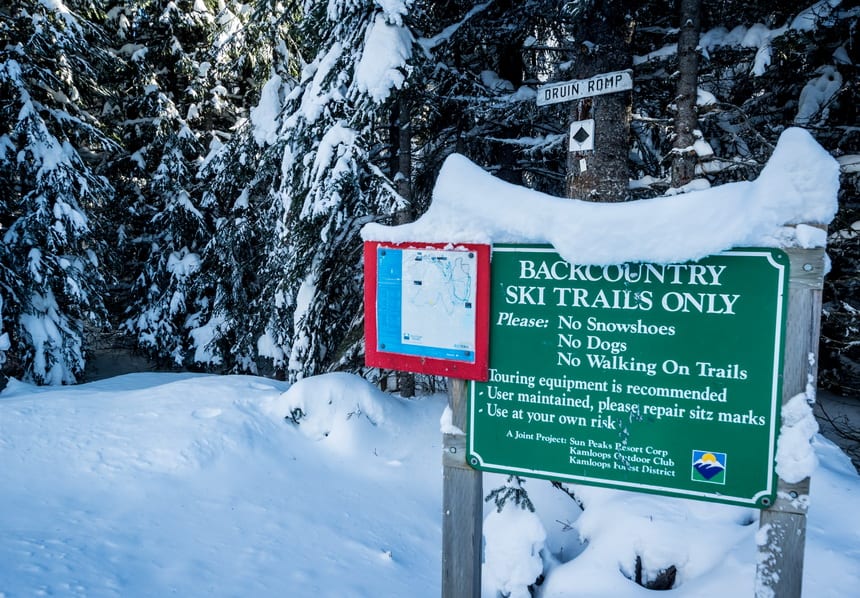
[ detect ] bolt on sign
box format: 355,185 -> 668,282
467,245 -> 789,508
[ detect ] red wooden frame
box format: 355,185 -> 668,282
363,241 -> 490,381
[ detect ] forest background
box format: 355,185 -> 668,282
1,0 -> 858,396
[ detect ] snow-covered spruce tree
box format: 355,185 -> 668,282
0,0 -> 117,384
182,0 -> 300,372
277,0 -> 413,381
193,0 -> 411,379
102,0 -> 259,366
103,1 -> 218,364
629,0 -> 855,192
484,475 -> 546,598
186,85 -> 291,372
0,291 -> 10,389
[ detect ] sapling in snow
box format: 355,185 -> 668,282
484,476 -> 547,598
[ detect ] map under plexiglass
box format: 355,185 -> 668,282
376,247 -> 477,362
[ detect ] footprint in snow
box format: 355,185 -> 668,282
192,408 -> 222,419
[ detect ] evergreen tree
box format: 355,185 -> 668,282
277,0 -> 415,381
184,0 -> 300,372
102,0 -> 258,365
191,0 -> 412,379
284,0 -> 409,379
621,0 -> 859,393
0,0 -> 118,384
564,0 -> 634,201
0,284 -> 11,389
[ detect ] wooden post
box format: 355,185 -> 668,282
442,378 -> 482,598
755,247 -> 825,597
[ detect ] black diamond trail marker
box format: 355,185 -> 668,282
568,119 -> 595,152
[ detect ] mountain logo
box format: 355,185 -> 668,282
691,450 -> 727,484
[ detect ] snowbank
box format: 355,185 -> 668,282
0,373 -> 445,597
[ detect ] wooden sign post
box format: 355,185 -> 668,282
442,378 -> 482,598
755,246 -> 825,597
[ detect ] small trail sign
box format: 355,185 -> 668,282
569,119 -> 595,152
536,69 -> 633,107
467,244 -> 789,508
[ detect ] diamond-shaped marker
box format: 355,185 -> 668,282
568,119 -> 594,152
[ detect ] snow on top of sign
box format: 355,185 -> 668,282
362,128 -> 839,265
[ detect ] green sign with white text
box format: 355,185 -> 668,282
467,245 -> 789,508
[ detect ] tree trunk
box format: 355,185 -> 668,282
395,97 -> 414,217
671,0 -> 702,188
566,0 -> 634,202
391,97 -> 416,398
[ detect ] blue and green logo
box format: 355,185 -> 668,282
691,450 -> 727,484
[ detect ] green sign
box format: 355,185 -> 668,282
467,245 -> 789,508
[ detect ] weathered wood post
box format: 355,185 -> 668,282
755,246 -> 825,597
442,377 -> 482,598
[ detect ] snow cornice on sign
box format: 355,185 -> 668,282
361,128 -> 839,266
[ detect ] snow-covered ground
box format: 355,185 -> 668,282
0,373 -> 442,597
1,372 -> 858,597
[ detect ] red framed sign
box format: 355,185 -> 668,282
363,241 -> 490,381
